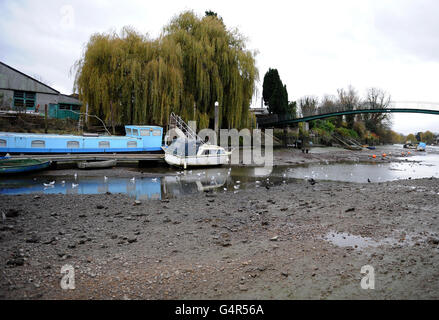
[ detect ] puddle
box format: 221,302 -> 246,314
322,230 -> 433,249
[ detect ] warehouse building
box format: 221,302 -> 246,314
0,61 -> 81,120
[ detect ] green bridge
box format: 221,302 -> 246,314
258,108 -> 439,128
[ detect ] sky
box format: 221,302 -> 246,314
1,0 -> 438,135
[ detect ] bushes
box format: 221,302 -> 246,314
336,127 -> 359,140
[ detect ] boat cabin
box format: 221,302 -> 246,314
0,125 -> 163,154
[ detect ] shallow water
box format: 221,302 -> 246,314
1,145 -> 439,200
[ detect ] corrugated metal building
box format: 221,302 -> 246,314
0,61 -> 81,120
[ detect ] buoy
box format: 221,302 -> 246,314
372,154 -> 376,159
408,151 -> 411,155
382,153 -> 387,157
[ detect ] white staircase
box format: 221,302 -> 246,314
167,113 -> 205,144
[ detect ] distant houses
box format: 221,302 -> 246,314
0,61 -> 81,120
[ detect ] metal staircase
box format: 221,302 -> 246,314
168,113 -> 204,144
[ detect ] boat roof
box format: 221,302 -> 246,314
125,125 -> 162,129
0,132 -> 139,140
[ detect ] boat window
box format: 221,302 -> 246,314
152,129 -> 161,136
127,141 -> 137,148
99,141 -> 110,148
168,138 -> 199,156
31,140 -> 45,148
0,139 -> 6,147
201,150 -> 209,156
126,128 -> 132,135
217,149 -> 225,155
140,129 -> 150,136
133,129 -> 139,136
67,141 -> 79,148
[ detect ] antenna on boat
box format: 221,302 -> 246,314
67,110 -> 112,135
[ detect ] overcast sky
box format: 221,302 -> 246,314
1,0 -> 438,135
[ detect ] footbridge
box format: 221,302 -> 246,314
257,101 -> 439,128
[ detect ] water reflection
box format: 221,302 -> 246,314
0,168 -> 230,200
1,149 -> 439,200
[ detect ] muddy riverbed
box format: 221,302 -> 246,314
1,146 -> 439,299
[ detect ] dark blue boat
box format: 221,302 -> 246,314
0,159 -> 51,174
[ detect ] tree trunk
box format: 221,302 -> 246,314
110,101 -> 115,135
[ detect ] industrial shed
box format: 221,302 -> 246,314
0,61 -> 81,120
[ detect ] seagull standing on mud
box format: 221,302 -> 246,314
130,177 -> 136,183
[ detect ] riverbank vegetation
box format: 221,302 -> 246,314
267,83 -> 436,146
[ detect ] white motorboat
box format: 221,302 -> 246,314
163,138 -> 232,168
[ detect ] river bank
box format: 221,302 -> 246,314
1,146 -> 438,299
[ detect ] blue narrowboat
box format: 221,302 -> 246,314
0,125 -> 163,154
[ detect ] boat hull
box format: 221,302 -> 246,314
164,153 -> 230,167
77,159 -> 117,169
0,159 -> 51,174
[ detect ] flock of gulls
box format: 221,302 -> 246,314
37,166 -> 308,195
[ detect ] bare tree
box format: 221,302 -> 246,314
319,94 -> 338,114
362,88 -> 392,133
337,85 -> 360,128
298,96 -> 319,117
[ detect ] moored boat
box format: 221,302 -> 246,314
163,138 -> 232,168
77,159 -> 117,169
0,125 -> 163,154
0,158 -> 51,174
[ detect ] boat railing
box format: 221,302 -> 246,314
169,113 -> 205,144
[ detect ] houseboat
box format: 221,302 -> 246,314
0,125 -> 163,154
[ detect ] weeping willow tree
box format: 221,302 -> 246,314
162,11 -> 258,129
74,11 -> 258,131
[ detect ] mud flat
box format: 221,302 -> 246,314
1,172 -> 439,299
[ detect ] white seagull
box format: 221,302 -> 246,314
130,177 -> 136,183
72,183 -> 79,188
104,176 -> 108,182
152,178 -> 157,182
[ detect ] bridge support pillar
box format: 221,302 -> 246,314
304,122 -> 309,132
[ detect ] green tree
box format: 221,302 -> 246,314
262,68 -> 288,116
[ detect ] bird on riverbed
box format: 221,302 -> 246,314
72,183 -> 79,188
130,177 -> 136,183
104,176 -> 108,182
367,178 -> 371,183
43,181 -> 55,187
308,178 -> 316,185
152,178 -> 157,182
74,173 -> 77,180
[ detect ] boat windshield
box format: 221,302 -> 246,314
167,138 -> 202,156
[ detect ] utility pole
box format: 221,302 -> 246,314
44,104 -> 48,133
